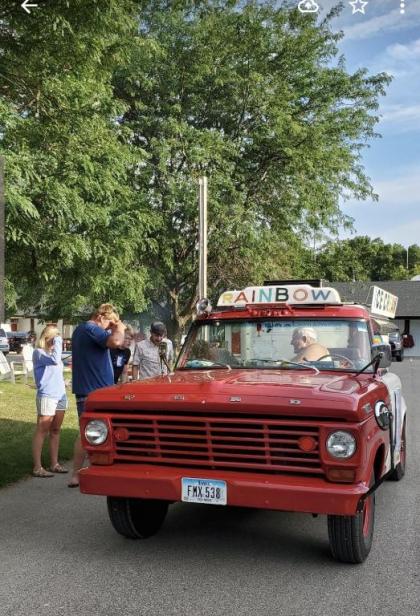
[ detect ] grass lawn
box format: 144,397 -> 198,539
0,379 -> 79,488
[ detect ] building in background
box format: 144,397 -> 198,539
333,280 -> 420,358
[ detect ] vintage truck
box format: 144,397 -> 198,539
79,282 -> 406,563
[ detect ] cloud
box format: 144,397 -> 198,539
341,3 -> 420,40
372,38 -> 420,77
378,219 -> 420,245
341,216 -> 420,246
386,39 -> 420,61
339,167 -> 420,245
324,0 -> 420,244
374,168 -> 420,205
367,40 -> 420,133
379,104 -> 420,132
342,167 -> 420,212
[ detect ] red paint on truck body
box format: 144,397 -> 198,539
79,303 -> 391,516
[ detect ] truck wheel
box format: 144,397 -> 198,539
388,419 -> 406,481
107,497 -> 169,539
327,474 -> 375,564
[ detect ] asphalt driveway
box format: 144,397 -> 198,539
0,360 -> 419,616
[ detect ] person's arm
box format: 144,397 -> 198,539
302,344 -> 330,361
33,337 -> 63,366
106,320 -> 126,349
121,365 -> 129,383
167,340 -> 174,370
85,322 -> 122,349
132,343 -> 140,380
120,349 -> 131,383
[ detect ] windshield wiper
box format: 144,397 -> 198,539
278,359 -> 320,375
355,353 -> 383,376
249,358 -> 319,375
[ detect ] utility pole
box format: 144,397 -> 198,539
198,176 -> 208,300
406,246 -> 409,270
0,156 -> 4,324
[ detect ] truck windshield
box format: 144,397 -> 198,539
177,318 -> 372,372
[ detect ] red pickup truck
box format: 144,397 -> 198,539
79,282 -> 407,563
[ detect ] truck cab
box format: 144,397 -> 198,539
79,282 -> 407,563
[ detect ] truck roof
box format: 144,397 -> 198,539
200,303 -> 372,321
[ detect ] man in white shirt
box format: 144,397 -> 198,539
132,321 -> 174,380
290,327 -> 330,362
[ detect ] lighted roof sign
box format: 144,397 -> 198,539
217,285 -> 342,307
370,286 -> 398,319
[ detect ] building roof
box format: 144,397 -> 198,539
333,281 -> 420,319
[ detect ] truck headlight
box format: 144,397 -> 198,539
85,420 -> 108,445
326,431 -> 356,459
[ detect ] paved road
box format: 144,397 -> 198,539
1,361 -> 419,616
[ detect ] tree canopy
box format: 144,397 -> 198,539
309,237 -> 420,282
1,1 -> 397,336
1,0 -> 149,319
115,0 -> 391,335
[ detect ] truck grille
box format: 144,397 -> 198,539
111,414 -> 323,476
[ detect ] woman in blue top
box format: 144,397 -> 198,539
32,325 -> 68,478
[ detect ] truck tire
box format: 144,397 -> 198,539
388,419 -> 406,481
107,497 -> 169,539
327,474 -> 375,564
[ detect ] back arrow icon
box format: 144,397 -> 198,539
21,1 -> 38,14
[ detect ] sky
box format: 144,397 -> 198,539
310,0 -> 420,247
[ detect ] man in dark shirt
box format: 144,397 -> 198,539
110,327 -> 133,384
68,303 -> 125,487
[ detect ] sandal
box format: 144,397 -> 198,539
48,464 -> 69,474
32,467 -> 54,478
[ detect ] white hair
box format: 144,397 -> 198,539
294,327 -> 318,341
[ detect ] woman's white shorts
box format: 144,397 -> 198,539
36,395 -> 68,416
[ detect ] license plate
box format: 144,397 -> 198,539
181,478 -> 227,505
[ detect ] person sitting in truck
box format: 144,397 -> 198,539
192,339 -> 212,360
290,327 -> 330,362
188,339 -> 239,368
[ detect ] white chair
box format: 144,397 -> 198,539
9,357 -> 29,384
0,351 -> 12,380
21,344 -> 34,372
8,345 -> 34,384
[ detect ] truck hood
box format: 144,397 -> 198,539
86,369 -> 382,422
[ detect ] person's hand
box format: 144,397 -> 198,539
109,319 -> 126,332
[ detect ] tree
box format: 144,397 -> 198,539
1,0 -> 150,319
309,237 -> 420,282
116,0 -> 390,338
2,1 -> 391,336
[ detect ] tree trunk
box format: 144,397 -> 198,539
167,286 -> 198,351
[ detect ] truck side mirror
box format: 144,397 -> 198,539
372,344 -> 391,369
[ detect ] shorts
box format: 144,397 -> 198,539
36,394 -> 68,417
76,395 -> 88,417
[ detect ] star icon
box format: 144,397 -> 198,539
349,0 -> 368,14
